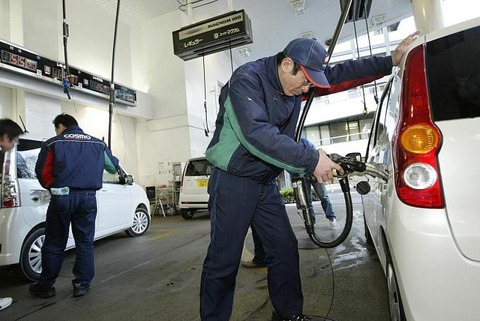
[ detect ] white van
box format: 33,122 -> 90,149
178,157 -> 210,220
0,135 -> 151,281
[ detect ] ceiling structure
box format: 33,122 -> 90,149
88,0 -> 414,65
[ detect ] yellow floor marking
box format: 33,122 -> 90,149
148,229 -> 178,241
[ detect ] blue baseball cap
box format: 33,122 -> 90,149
283,38 -> 330,88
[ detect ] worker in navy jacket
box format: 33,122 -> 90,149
200,33 -> 418,321
30,113 -> 119,299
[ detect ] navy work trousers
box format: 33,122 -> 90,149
200,168 -> 303,320
40,191 -> 97,288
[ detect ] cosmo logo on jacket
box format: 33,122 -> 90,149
64,133 -> 92,140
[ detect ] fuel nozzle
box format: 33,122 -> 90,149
291,175 -> 315,233
292,175 -> 309,210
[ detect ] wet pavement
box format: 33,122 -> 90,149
0,189 -> 390,321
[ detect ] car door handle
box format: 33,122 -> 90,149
30,189 -> 51,204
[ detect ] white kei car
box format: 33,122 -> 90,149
361,16 -> 480,321
178,157 -> 210,220
0,135 -> 151,281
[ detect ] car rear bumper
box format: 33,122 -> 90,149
0,208 -> 28,266
179,193 -> 208,210
387,199 -> 480,321
179,202 -> 208,210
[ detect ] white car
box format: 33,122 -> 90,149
361,16 -> 480,321
0,135 -> 151,281
178,157 -> 210,220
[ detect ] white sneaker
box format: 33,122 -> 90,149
329,218 -> 337,227
0,297 -> 12,311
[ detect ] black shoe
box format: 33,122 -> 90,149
272,311 -> 322,321
72,282 -> 90,297
240,260 -> 267,268
29,282 -> 56,298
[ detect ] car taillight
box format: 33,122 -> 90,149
1,149 -> 21,208
392,44 -> 444,208
1,175 -> 20,208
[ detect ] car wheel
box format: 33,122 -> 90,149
15,227 -> 45,282
126,207 -> 150,237
181,209 -> 195,220
387,262 -> 406,321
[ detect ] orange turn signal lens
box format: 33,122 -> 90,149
400,125 -> 439,154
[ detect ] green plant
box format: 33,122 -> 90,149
280,187 -> 295,204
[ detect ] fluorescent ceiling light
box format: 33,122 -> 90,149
290,0 -> 306,15
237,47 -> 251,57
300,31 -> 313,38
371,14 -> 385,27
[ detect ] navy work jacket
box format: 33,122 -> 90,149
206,54 -> 393,183
35,125 -> 119,190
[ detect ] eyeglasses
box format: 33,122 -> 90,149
301,70 -> 313,87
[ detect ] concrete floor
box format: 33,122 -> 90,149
0,191 -> 390,321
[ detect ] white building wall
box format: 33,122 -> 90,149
0,0 -> 23,45
128,10 -> 235,187
0,1 -> 240,188
18,0 -> 133,87
0,87 -> 13,119
184,52 -> 233,158
129,10 -> 188,186
412,0 -> 480,34
24,93 -> 61,138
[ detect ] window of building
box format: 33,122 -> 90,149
330,122 -> 348,143
305,126 -> 321,146
359,118 -> 372,139
348,121 -> 360,141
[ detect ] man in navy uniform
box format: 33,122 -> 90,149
200,32 -> 418,321
30,114 -> 119,298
